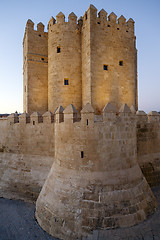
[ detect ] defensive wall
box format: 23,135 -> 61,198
137,111 -> 160,186
0,104 -> 159,201
36,103 -> 157,239
0,5 -> 159,239
0,112 -> 55,202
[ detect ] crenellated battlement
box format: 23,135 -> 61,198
8,103 -> 160,128
25,19 -> 47,33
47,5 -> 134,35
1,5 -> 159,239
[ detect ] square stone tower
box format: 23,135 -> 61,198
23,20 -> 48,114
23,5 -> 138,114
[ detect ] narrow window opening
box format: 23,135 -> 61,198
119,61 -> 123,66
25,86 -> 26,92
85,12 -> 87,20
33,121 -> 35,125
41,58 -> 44,61
57,47 -> 61,53
107,25 -> 110,27
81,151 -> 84,158
64,79 -> 69,85
117,28 -> 119,30
97,22 -> 100,24
39,34 -> 41,37
103,65 -> 108,71
126,30 -> 128,32
87,119 -> 88,125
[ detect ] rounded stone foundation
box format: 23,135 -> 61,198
36,104 -> 157,240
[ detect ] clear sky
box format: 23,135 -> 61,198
0,0 -> 159,113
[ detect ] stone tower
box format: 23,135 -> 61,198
23,20 -> 48,114
48,12 -> 82,112
23,4 -> 138,114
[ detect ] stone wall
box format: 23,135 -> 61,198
23,20 -> 48,114
48,13 -> 82,113
0,113 -> 55,202
137,111 -> 160,186
36,103 -> 156,240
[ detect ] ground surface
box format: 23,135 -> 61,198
0,187 -> 159,240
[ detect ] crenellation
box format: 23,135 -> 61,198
81,103 -> 95,125
130,105 -> 136,114
55,106 -> 64,123
48,16 -> 56,29
7,113 -> 19,124
30,112 -> 43,125
102,103 -> 117,122
56,12 -> 65,24
68,12 -> 77,24
37,22 -> 45,32
118,15 -> 126,25
63,104 -> 78,123
42,111 -> 54,124
136,110 -> 148,123
26,19 -> 34,30
108,12 -> 117,23
19,112 -> 30,124
98,9 -> 107,24
148,111 -> 160,122
119,103 -> 132,113
126,18 -> 135,33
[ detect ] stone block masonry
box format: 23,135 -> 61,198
36,103 -> 157,240
0,4 -> 159,240
23,4 -> 137,115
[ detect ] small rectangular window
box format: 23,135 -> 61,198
57,47 -> 61,53
87,119 -> 88,125
103,65 -> 108,71
64,79 -> 69,85
33,121 -> 35,125
25,86 -> 26,92
119,61 -> 123,66
81,151 -> 84,158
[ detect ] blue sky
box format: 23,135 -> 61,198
0,0 -> 160,113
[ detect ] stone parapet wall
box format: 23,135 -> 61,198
0,112 -> 55,202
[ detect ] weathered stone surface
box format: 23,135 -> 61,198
23,18 -> 48,114
1,186 -> 160,240
36,109 -> 156,240
24,3 -> 138,115
0,4 -> 159,240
